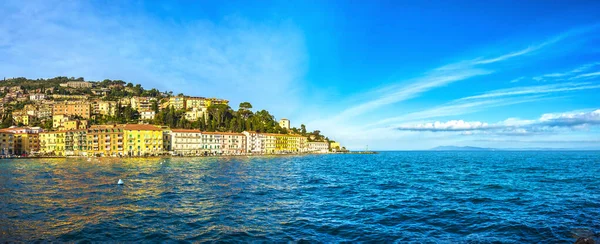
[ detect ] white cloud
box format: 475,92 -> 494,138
396,109 -> 600,133
397,120 -> 491,131
509,76 -> 525,83
0,0 -> 307,117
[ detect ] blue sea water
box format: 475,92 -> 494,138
0,151 -> 599,242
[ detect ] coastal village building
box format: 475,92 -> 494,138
14,132 -> 40,155
162,96 -> 229,111
86,125 -> 124,157
263,133 -> 277,154
50,94 -> 89,100
206,98 -> 229,106
11,111 -> 32,126
122,124 -> 163,156
40,131 -> 66,156
274,134 -> 306,153
185,97 -> 208,110
2,127 -> 43,155
38,104 -> 53,119
0,130 -> 15,155
163,96 -> 186,110
222,132 -> 246,155
59,81 -> 94,88
201,132 -> 223,154
140,110 -> 156,120
29,93 -> 46,101
92,100 -> 117,116
65,130 -> 87,156
184,108 -> 207,122
308,141 -> 329,153
278,119 -> 290,130
165,129 -> 203,156
130,96 -> 156,111
329,141 -> 341,152
53,101 -> 91,119
62,120 -> 88,131
242,131 -> 263,154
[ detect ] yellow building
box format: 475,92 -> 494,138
86,125 -> 124,157
40,131 -> 66,156
130,96 -> 156,111
162,96 -> 186,110
63,120 -> 88,131
121,124 -> 163,156
272,134 -> 306,153
13,132 -> 40,155
184,108 -> 207,121
329,141 -> 341,152
92,100 -> 117,116
0,129 -> 15,155
205,98 -> 229,107
262,133 -> 277,154
184,97 -> 207,110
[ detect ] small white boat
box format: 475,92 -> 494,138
117,179 -> 124,185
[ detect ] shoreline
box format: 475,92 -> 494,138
0,151 -> 375,160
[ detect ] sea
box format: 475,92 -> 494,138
0,151 -> 598,242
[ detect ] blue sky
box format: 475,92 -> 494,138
2,0 -> 600,150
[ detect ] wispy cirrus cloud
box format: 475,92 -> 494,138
458,82 -> 600,101
396,109 -> 600,133
371,79 -> 600,127
532,62 -> 600,81
319,24 -> 600,126
0,0 -> 307,117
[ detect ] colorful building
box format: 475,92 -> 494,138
185,97 -> 208,110
130,96 -> 156,111
40,131 -> 66,156
86,125 -> 124,157
222,132 -> 246,155
242,131 -> 263,154
52,101 -> 91,119
184,108 -> 207,121
165,129 -> 203,156
201,132 -> 223,154
278,118 -> 290,130
329,141 -> 341,152
263,133 -> 277,154
308,141 -> 329,153
92,100 -> 117,116
121,124 -> 163,156
0,129 -> 15,155
65,130 -> 87,156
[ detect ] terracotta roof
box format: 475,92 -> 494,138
171,129 -> 202,133
119,124 -> 162,131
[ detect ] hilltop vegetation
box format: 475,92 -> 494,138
0,77 -> 330,141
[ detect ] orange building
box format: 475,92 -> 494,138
53,101 -> 91,119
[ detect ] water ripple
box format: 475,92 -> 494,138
0,151 -> 599,242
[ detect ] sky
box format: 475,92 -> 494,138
1,0 -> 600,150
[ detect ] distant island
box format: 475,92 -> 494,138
431,146 -> 494,151
430,146 -> 599,151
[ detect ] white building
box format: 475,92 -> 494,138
221,132 -> 246,155
242,131 -> 263,154
308,141 -> 329,153
140,110 -> 156,120
29,93 -> 46,101
184,107 -> 207,121
165,129 -> 203,156
201,132 -> 223,154
279,118 -> 290,130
